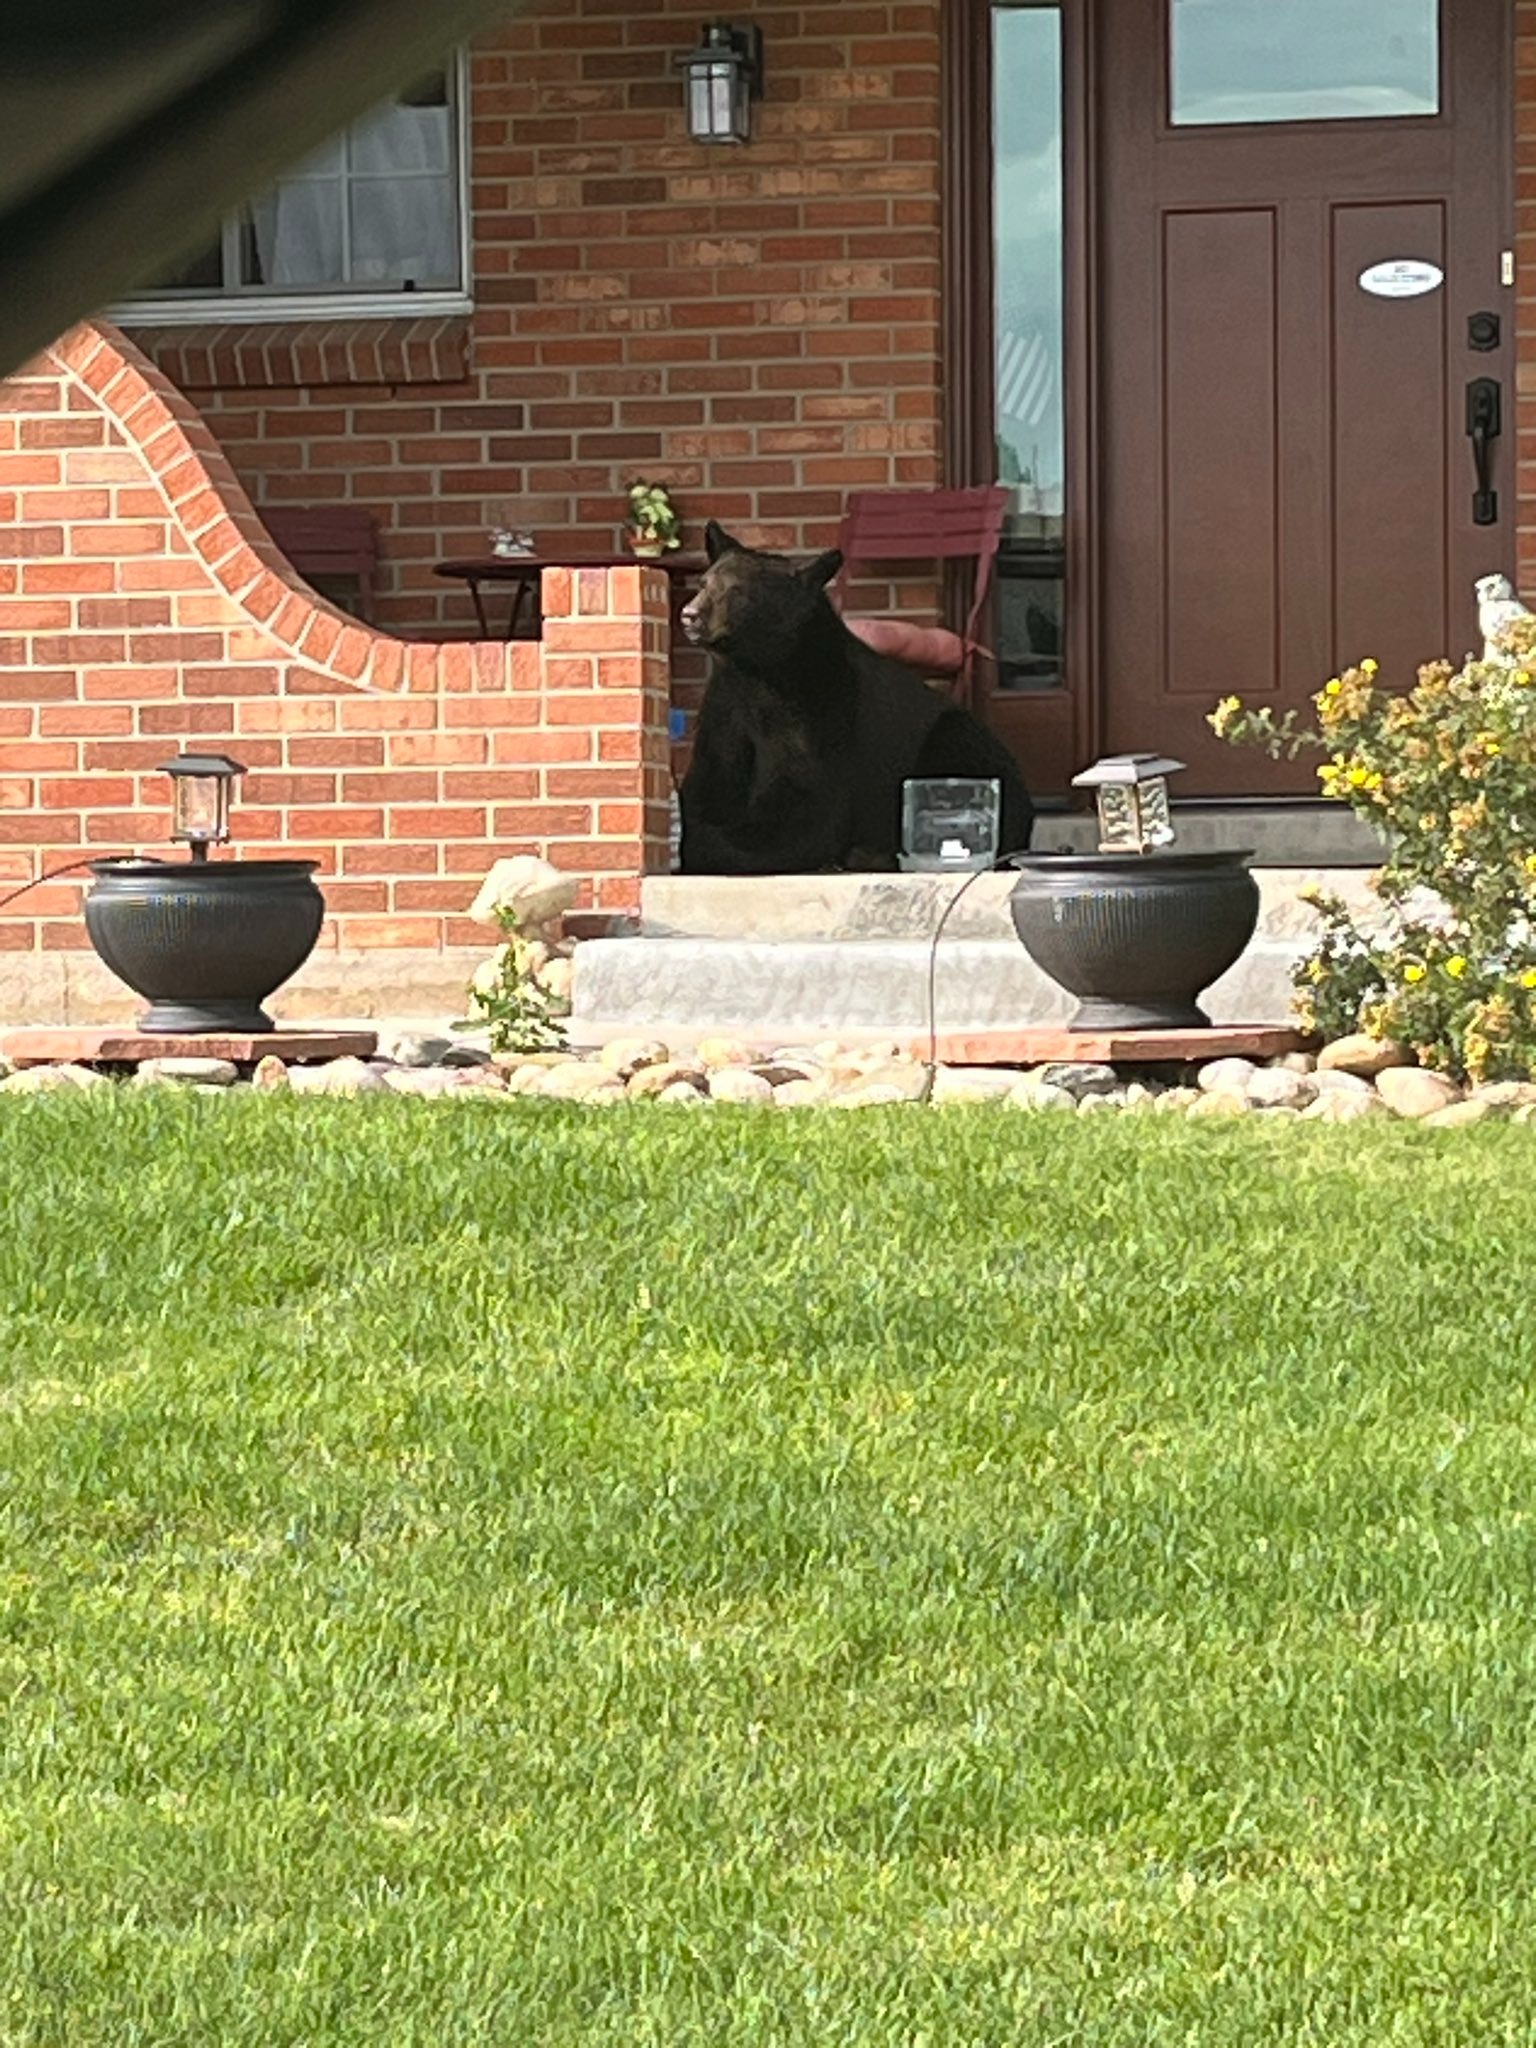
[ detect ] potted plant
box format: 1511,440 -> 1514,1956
625,482 -> 682,557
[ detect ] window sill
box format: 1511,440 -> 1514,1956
112,292 -> 472,326
114,311 -> 472,391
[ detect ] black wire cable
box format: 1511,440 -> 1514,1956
917,854 -> 1017,1103
0,854 -> 146,917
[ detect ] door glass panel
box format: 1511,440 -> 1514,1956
993,3 -> 1065,692
1171,0 -> 1439,127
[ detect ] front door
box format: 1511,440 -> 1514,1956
1098,0 -> 1511,792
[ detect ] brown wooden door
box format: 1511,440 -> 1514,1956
1098,0 -> 1512,793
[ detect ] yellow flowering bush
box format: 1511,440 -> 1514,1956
1209,621 -> 1536,1079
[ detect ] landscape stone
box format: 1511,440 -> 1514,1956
0,1064 -> 109,1094
1197,1057 -> 1256,1095
1244,1067 -> 1317,1110
597,1037 -> 671,1077
1317,1033 -> 1413,1078
1076,1092 -> 1122,1115
1270,1051 -> 1319,1074
469,855 -> 581,929
136,1056 -> 239,1088
750,1062 -> 819,1088
535,1061 -> 621,1100
1469,1080 -> 1536,1112
832,1083 -> 917,1108
440,1045 -> 493,1069
696,1036 -> 757,1071
627,1060 -> 708,1099
709,1068 -> 775,1105
379,1069 -> 459,1097
1154,1087 -> 1200,1113
1187,1090 -> 1251,1119
1312,1068 -> 1374,1096
1375,1067 -> 1462,1119
846,1061 -> 929,1102
773,1079 -> 824,1107
535,958 -> 574,1003
1422,1098 -> 1494,1129
1035,1061 -> 1120,1100
251,1055 -> 289,1091
385,1031 -> 453,1068
657,1081 -> 707,1104
1302,1090 -> 1391,1123
291,1057 -> 385,1097
1006,1082 -> 1076,1111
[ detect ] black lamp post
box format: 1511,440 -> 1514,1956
678,23 -> 762,144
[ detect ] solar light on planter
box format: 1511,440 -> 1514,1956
678,22 -> 762,144
80,748 -> 325,1034
163,749 -> 242,860
1071,753 -> 1184,855
899,777 -> 1001,873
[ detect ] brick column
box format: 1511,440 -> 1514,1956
538,563 -> 671,912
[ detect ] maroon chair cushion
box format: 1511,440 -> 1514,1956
846,616 -> 966,675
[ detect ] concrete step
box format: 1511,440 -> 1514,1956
573,867 -> 1378,1036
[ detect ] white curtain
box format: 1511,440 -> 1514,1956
251,104 -> 455,289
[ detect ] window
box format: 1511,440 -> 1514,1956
993,3 -> 1065,692
1171,0 -> 1439,127
124,63 -> 468,319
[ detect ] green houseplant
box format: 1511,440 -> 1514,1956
1208,616 -> 1536,1082
625,483 -> 682,557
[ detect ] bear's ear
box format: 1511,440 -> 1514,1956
705,520 -> 743,564
801,547 -> 844,590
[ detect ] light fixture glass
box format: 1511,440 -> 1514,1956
900,777 -> 1002,872
1070,753 -> 1184,854
160,751 -> 245,861
678,23 -> 762,145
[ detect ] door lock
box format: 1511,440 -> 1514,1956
1469,310 -> 1501,353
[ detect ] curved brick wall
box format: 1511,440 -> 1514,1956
0,323 -> 669,1023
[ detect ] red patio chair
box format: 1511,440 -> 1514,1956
261,506 -> 379,623
835,485 -> 1008,708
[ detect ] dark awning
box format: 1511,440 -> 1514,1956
1,0 -> 526,377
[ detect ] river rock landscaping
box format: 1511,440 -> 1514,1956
3,1025 -> 1536,1124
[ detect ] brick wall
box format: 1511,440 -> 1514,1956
122,0 -> 945,706
0,322 -> 669,1024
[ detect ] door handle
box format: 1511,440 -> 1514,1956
1467,377 -> 1501,527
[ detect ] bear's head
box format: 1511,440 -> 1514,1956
680,522 -> 845,673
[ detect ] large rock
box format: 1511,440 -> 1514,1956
1035,1062 -> 1120,1100
290,1057 -> 385,1097
0,1063 -> 110,1094
1470,1080 -> 1536,1114
1187,1090 -> 1251,1119
1317,1033 -> 1414,1078
656,1081 -> 707,1105
696,1036 -> 757,1071
1302,1089 -> 1391,1123
379,1068 -> 460,1098
597,1037 -> 671,1078
534,1061 -> 618,1101
136,1056 -> 240,1088
383,1031 -> 454,1069
1196,1057 -> 1256,1095
627,1060 -> 708,1099
709,1068 -> 774,1105
1006,1082 -> 1076,1112
773,1079 -> 824,1107
1244,1067 -> 1316,1111
1312,1068 -> 1374,1097
469,855 -> 581,929
1422,1097 -> 1494,1129
1375,1067 -> 1463,1120
252,1055 -> 289,1092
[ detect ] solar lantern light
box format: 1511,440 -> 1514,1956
1071,753 -> 1184,854
159,751 -> 245,862
678,22 -> 762,144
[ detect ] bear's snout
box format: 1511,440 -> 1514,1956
679,597 -> 706,645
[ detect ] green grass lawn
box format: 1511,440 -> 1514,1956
3,1094 -> 1536,2044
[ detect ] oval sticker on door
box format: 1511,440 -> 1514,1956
1359,259 -> 1445,299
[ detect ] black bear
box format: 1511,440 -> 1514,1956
677,522 -> 1033,875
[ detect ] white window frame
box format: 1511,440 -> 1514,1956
113,49 -> 473,324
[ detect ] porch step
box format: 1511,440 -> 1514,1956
570,867 -> 1377,1037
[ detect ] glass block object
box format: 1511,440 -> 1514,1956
899,778 -> 1001,874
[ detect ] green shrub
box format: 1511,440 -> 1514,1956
1210,620 -> 1536,1080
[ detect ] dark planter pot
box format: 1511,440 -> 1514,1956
1008,851 -> 1260,1031
83,858 -> 325,1033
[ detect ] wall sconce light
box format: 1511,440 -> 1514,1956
678,22 -> 763,145
1071,753 -> 1184,854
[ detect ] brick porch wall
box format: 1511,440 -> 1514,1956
0,323 -> 669,1024
121,0 -> 945,709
